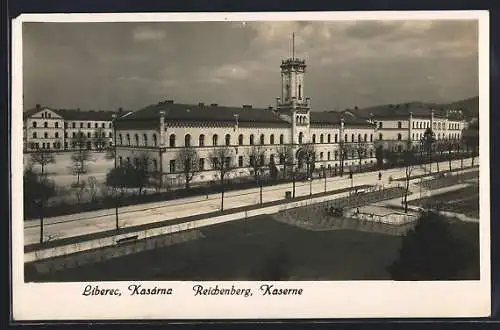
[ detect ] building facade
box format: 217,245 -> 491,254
23,105 -> 119,152
114,53 -> 378,186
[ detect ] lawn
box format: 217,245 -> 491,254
410,185 -> 480,218
27,215 -> 479,282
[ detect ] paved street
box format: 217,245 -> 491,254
24,158 -> 477,246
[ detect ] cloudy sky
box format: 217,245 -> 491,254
22,19 -> 478,112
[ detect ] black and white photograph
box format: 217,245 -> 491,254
12,11 -> 490,320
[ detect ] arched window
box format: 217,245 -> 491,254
134,134 -> 139,146
44,121 -> 48,128
364,134 -> 367,142
358,134 -> 361,142
351,134 -> 355,142
280,134 -> 284,144
199,134 -> 205,147
238,134 -> 243,145
225,134 -> 231,146
55,122 -> 59,128
298,84 -> 302,99
250,134 -> 254,145
143,134 -> 148,146
185,134 -> 191,147
296,115 -> 299,123
286,84 -> 290,98
397,121 -> 402,129
312,134 -> 316,143
126,133 -> 130,145
152,159 -> 157,172
169,134 -> 176,147
109,132 -> 112,138
260,134 -> 265,145
32,132 -> 37,138
298,132 -> 303,144
212,134 -> 218,146
344,134 -> 348,142
270,134 -> 275,144
438,123 -> 442,130
32,122 -> 37,128
152,134 -> 157,146
320,134 -> 324,143
370,134 -> 373,142
334,134 -> 338,143
397,133 -> 402,141
327,134 -> 331,143
379,133 -> 383,140
119,134 -> 123,145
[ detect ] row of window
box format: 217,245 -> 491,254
376,121 -> 462,130
115,132 -> 376,148
31,131 -> 112,139
411,132 -> 461,140
31,121 -> 112,129
29,141 -> 113,150
118,151 -> 376,174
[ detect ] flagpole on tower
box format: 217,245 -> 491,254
292,32 -> 295,59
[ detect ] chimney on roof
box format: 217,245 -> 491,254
36,104 -> 41,110
118,107 -> 123,114
210,103 -> 218,107
166,100 -> 174,104
242,104 -> 252,109
198,102 -> 205,107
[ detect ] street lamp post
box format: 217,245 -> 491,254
112,114 -> 119,231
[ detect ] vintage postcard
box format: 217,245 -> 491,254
11,11 -> 490,320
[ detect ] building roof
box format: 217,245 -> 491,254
23,105 -> 123,121
343,99 -> 472,121
310,111 -> 372,126
52,109 -> 118,121
119,101 -> 287,124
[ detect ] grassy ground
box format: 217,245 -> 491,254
27,214 -> 479,282
410,185 -> 480,218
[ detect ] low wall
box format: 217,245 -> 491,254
27,229 -> 203,275
25,190 -> 354,263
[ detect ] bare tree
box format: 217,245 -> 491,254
176,146 -> 200,189
421,128 -> 436,174
338,141 -> 354,176
355,142 -> 369,173
276,144 -> 294,179
299,143 -> 316,178
247,145 -> 266,182
87,176 -> 99,203
402,148 -> 416,213
209,147 -> 234,211
30,149 -> 56,176
71,131 -> 93,186
93,127 -> 108,151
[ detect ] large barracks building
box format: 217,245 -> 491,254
23,46 -> 467,186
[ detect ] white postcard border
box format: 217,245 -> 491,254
11,10 -> 491,320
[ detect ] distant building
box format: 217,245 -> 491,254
22,105 -> 125,151
343,103 -> 467,153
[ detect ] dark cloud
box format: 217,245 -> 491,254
22,20 -> 478,112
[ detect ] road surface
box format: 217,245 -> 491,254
23,158 -> 477,245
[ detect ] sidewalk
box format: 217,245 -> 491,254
24,157 -> 477,228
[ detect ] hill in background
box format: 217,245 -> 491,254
335,96 -> 479,121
